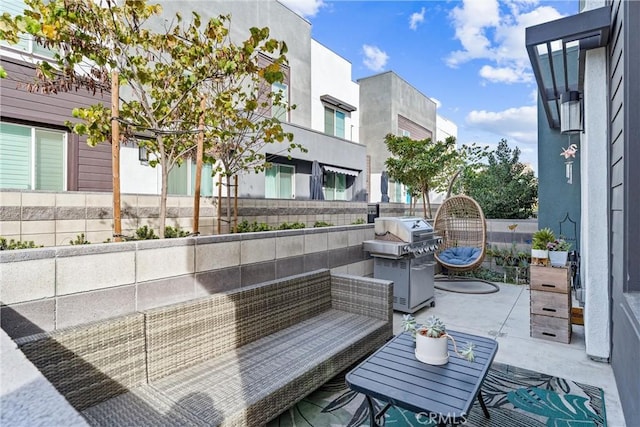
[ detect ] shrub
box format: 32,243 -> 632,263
352,218 -> 366,225
165,226 -> 190,238
277,222 -> 306,230
0,237 -> 43,250
234,220 -> 273,233
134,225 -> 159,240
313,221 -> 333,228
70,233 -> 90,245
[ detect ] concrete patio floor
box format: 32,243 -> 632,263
392,281 -> 626,427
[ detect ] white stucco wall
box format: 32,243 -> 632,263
310,40 -> 360,142
582,44 -> 610,360
119,145 -> 161,195
436,114 -> 458,143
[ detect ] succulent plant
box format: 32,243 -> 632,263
422,315 -> 446,338
402,314 -> 476,362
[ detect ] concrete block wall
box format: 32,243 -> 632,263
0,190 -> 217,246
0,224 -> 374,339
0,190 -> 372,247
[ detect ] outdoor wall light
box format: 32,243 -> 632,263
138,145 -> 148,162
560,91 -> 583,134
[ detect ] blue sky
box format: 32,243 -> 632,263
279,0 -> 580,175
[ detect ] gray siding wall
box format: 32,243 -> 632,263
609,0 -> 640,422
358,72 -> 437,173
156,0 -> 312,128
0,58 -> 112,192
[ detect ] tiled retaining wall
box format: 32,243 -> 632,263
0,224 -> 374,339
0,190 -> 412,246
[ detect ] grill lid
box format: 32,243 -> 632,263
374,217 -> 434,243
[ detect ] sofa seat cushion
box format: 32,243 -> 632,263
438,246 -> 481,266
81,309 -> 388,426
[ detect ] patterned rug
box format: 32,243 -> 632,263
268,362 -> 606,427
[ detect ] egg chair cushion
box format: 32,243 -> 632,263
438,246 -> 482,266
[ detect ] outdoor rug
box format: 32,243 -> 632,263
267,362 -> 606,427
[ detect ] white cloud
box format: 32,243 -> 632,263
446,0 -> 564,84
466,105 -> 537,145
278,0 -> 325,19
431,97 -> 442,109
479,65 -> 532,84
409,7 -> 426,30
362,44 -> 389,72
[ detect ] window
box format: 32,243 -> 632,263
400,129 -> 411,137
324,107 -> 345,138
271,82 -> 289,121
1,0 -> 53,58
265,164 -> 294,199
167,161 -> 213,196
323,172 -> 346,201
390,179 -> 404,203
0,122 -> 66,191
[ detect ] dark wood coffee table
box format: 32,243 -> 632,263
346,330 -> 498,426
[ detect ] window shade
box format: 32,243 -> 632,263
35,129 -> 64,191
0,123 -> 32,189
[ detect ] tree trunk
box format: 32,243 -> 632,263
426,189 -> 432,219
422,190 -> 428,219
225,174 -> 232,234
158,141 -> 168,239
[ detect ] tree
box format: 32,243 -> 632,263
1,0 -> 299,237
461,139 -> 538,219
384,134 -> 459,218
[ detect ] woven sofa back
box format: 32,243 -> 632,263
15,313 -> 147,411
143,269 -> 333,382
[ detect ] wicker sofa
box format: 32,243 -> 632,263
15,269 -> 393,426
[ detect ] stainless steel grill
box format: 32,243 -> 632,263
363,217 -> 441,313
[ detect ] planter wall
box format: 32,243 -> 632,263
0,224 -> 374,339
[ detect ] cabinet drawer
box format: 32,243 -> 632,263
530,265 -> 570,293
531,314 -> 571,343
530,290 -> 570,318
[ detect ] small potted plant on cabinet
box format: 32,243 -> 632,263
547,238 -> 571,267
531,227 -> 556,265
402,315 -> 475,365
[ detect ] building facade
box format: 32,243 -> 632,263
0,0 -> 368,204
358,71 -> 438,204
527,0 -> 639,421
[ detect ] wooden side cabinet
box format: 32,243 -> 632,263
530,265 -> 571,343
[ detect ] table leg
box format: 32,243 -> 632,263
477,390 -> 490,418
365,396 -> 393,426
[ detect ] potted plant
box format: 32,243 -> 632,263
402,314 -> 475,365
547,238 -> 571,267
531,227 -> 555,264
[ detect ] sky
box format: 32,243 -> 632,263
278,0 -> 580,175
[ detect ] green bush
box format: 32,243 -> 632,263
0,237 -> 43,250
313,221 -> 333,228
70,233 -> 90,245
165,226 -> 190,238
277,222 -> 306,230
134,225 -> 159,240
352,218 -> 366,224
234,220 -> 273,233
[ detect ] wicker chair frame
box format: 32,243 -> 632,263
433,195 -> 487,273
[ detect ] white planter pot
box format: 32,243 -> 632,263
415,332 -> 449,365
549,251 -> 568,267
531,249 -> 549,259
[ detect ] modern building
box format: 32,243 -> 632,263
1,0 -> 368,203
526,0 -> 639,421
435,114 -> 458,144
358,71 -> 438,203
